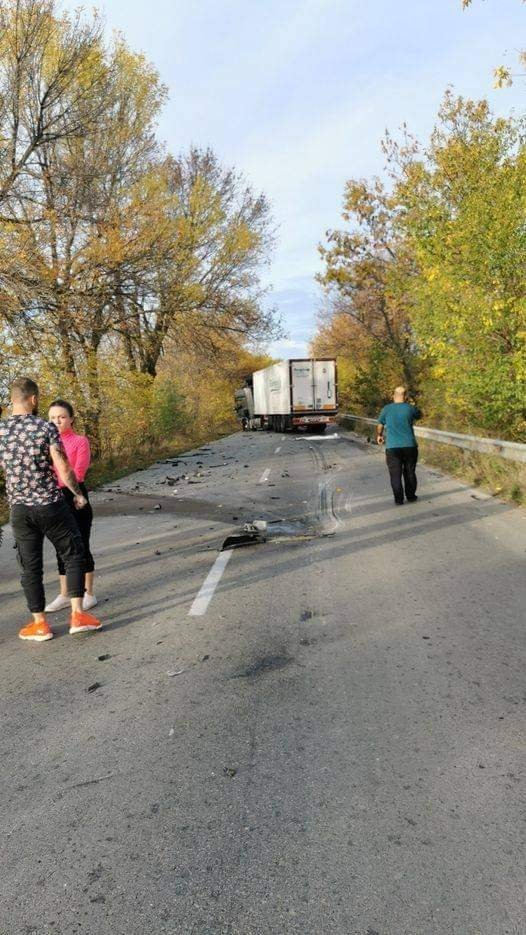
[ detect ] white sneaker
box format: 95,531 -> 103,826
83,593 -> 98,611
44,594 -> 70,613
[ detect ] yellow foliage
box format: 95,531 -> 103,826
494,66 -> 513,89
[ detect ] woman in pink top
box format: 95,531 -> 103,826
45,399 -> 98,613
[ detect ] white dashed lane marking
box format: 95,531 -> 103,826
189,550 -> 234,616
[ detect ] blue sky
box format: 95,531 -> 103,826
82,0 -> 525,357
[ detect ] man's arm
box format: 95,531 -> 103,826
50,444 -> 87,508
376,408 -> 386,445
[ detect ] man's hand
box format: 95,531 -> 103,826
377,434 -> 384,445
73,494 -> 88,510
50,444 -> 83,497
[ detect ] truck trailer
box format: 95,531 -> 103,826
236,359 -> 338,433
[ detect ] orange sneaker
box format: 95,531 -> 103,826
19,620 -> 53,642
69,610 -> 102,635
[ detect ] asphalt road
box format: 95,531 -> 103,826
0,427 -> 525,935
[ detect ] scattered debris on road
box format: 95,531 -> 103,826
87,682 -> 101,693
222,520 -> 267,550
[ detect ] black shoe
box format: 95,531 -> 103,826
394,500 -> 404,506
407,495 -> 418,502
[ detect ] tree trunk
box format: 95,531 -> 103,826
122,328 -> 137,371
84,342 -> 103,459
139,303 -> 171,377
115,279 -> 137,371
57,311 -> 84,401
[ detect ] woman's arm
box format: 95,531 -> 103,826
71,436 -> 91,482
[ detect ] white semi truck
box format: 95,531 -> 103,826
235,358 -> 338,433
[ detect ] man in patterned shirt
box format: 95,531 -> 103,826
0,377 -> 103,642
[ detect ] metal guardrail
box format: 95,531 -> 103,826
339,413 -> 526,464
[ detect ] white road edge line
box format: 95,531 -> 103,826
189,550 -> 233,616
258,467 -> 271,484
274,446 -> 281,453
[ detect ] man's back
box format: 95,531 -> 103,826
0,414 -> 63,506
378,402 -> 421,449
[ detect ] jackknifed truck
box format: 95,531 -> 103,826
235,358 -> 338,433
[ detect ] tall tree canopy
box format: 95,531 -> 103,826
316,93 -> 526,439
0,0 -> 278,454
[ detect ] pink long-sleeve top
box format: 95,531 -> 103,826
55,427 -> 91,486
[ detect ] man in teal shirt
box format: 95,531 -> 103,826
376,387 -> 421,505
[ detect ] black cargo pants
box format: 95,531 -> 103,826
385,446 -> 418,504
11,499 -> 85,613
57,484 -> 95,575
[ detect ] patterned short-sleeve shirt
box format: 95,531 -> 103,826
0,414 -> 64,506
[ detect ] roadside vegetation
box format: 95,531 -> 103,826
314,90 -> 526,502
0,0 -> 276,520
314,92 -> 525,442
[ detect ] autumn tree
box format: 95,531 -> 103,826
117,148 -> 277,378
317,175 -> 421,410
315,92 -> 526,438
0,32 -> 169,451
0,0 -> 278,456
0,0 -> 111,308
160,335 -> 272,437
394,94 -> 526,437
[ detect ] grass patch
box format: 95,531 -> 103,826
339,415 -> 525,507
0,421 -> 237,528
418,440 -> 525,506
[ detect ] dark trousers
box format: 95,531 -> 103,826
11,499 -> 85,613
57,484 -> 95,575
385,446 -> 418,504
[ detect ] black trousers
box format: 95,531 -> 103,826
385,446 -> 418,504
57,484 -> 95,575
11,499 -> 85,613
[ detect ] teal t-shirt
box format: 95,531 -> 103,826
377,402 -> 421,449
